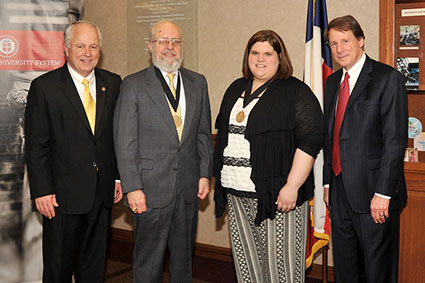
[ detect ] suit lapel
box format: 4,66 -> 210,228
60,66 -> 93,135
145,66 -> 178,140
345,56 -> 372,113
94,68 -> 106,136
180,68 -> 196,143
328,56 -> 373,138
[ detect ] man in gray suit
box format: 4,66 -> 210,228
113,20 -> 213,282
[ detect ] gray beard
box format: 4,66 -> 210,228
152,54 -> 183,72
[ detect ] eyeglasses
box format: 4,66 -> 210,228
151,38 -> 183,47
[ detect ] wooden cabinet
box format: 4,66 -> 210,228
400,163 -> 425,283
381,1 -> 425,282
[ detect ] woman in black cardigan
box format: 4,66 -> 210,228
213,30 -> 324,283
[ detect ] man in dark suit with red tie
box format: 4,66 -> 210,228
25,21 -> 122,282
322,15 -> 408,283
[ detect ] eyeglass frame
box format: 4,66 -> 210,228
151,38 -> 183,47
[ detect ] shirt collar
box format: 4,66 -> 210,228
67,63 -> 95,84
160,69 -> 178,80
343,52 -> 366,79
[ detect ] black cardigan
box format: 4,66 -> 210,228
213,77 -> 324,225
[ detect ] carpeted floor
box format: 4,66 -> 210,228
104,260 -> 132,282
104,259 -> 324,283
105,240 -> 326,283
104,260 -> 211,283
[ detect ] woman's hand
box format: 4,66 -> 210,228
276,184 -> 298,212
275,148 -> 314,213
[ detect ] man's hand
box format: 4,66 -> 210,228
128,189 -> 147,214
114,182 -> 123,204
276,183 -> 298,212
370,194 -> 390,224
35,194 -> 59,219
323,186 -> 330,208
197,177 -> 210,200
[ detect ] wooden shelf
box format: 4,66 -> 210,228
404,160 -> 425,171
404,162 -> 425,192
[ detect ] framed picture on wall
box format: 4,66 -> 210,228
397,57 -> 419,88
396,3 -> 425,91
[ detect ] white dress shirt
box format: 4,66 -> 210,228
341,52 -> 366,94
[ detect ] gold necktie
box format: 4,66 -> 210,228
82,79 -> 96,134
166,73 -> 183,140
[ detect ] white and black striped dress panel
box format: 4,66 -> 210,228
221,97 -> 259,193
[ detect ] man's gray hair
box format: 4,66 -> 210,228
64,20 -> 102,48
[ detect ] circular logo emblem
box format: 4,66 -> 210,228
0,35 -> 19,58
409,117 -> 422,139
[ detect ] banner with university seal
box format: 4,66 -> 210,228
0,1 -> 83,281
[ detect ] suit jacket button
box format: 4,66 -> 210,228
173,168 -> 177,171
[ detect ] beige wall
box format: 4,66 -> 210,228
85,0 -> 379,266
85,0 -> 134,231
85,0 -> 127,77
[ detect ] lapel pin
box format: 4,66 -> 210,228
101,86 -> 106,92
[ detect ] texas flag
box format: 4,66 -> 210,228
304,0 -> 332,268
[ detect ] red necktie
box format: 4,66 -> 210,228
332,72 -> 350,176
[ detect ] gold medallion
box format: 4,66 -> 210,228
173,115 -> 182,127
236,111 -> 245,123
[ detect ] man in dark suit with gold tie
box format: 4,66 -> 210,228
323,15 -> 408,283
25,21 -> 122,282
